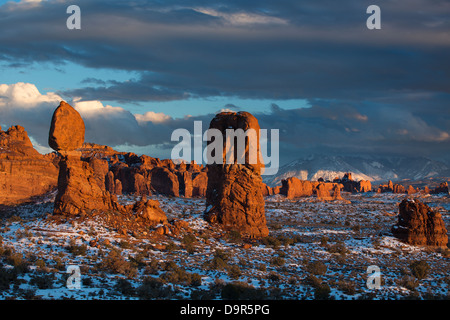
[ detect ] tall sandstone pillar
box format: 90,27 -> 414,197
204,111 -> 269,238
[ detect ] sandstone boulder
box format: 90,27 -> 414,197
129,196 -> 168,226
48,101 -> 85,152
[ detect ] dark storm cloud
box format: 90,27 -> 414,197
0,0 -> 449,162
1,0 -> 449,102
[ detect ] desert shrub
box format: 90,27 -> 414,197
208,249 -> 230,270
190,288 -> 216,300
327,241 -> 348,255
260,236 -> 281,249
409,260 -> 431,280
314,283 -> 331,300
267,271 -> 281,283
0,266 -> 18,290
257,263 -> 267,272
115,278 -> 135,296
305,274 -> 322,288
270,256 -> 285,267
67,239 -> 87,257
3,249 -> 29,273
136,276 -> 173,299
161,264 -> 202,286
320,236 -> 329,246
275,234 -> 294,246
118,240 -> 132,249
165,241 -> 177,252
181,234 -> 197,246
144,259 -> 160,275
227,265 -> 242,279
306,260 -> 327,275
181,234 -> 197,254
97,249 -> 137,278
15,228 -> 33,240
398,275 -> 419,291
29,273 -> 54,289
129,251 -> 147,268
221,281 -> 266,300
227,230 -> 242,243
338,280 -> 356,295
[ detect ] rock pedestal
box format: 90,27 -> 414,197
204,112 -> 268,238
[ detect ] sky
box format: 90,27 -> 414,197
0,0 -> 449,167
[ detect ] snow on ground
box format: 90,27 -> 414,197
0,192 -> 448,300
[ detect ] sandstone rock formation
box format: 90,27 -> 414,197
204,111 -> 268,238
334,173 -> 371,193
315,182 -> 333,201
279,177 -> 313,199
431,182 -> 449,194
0,125 -> 59,204
391,198 -> 448,247
150,167 -> 179,197
357,180 -> 372,193
192,171 -> 208,197
49,101 -> 167,226
407,185 -> 418,195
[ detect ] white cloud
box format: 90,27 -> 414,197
193,8 -> 288,26
135,111 -> 172,124
0,82 -> 61,109
73,100 -> 126,117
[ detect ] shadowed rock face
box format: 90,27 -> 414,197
204,111 -> 268,238
392,198 -> 448,247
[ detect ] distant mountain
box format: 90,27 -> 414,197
263,154 -> 450,187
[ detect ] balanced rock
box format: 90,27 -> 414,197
48,101 -> 85,152
391,198 -> 448,247
49,101 -> 119,216
204,111 -> 268,238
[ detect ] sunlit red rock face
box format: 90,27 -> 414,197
280,177 -> 314,199
392,198 -> 448,247
204,111 -> 269,238
48,101 -> 85,152
0,125 -> 59,205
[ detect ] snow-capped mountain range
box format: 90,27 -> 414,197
263,154 -> 450,187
